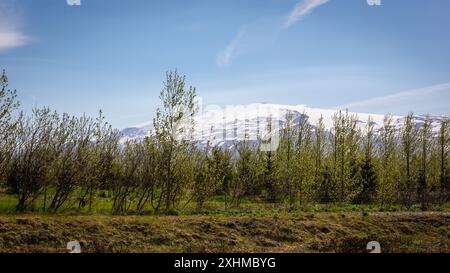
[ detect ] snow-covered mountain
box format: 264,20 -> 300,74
119,103 -> 445,149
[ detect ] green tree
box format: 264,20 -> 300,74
313,116 -> 327,202
274,111 -> 297,209
135,136 -> 160,213
111,140 -> 143,214
153,70 -> 198,211
208,146 -> 233,210
438,117 -> 449,199
418,115 -> 432,211
8,108 -> 57,211
47,114 -> 95,212
0,70 -> 20,182
294,112 -> 313,208
189,142 -> 217,211
400,113 -> 418,204
78,111 -> 119,211
377,115 -> 400,206
355,117 -> 377,203
232,136 -> 262,208
261,116 -> 280,203
330,111 -> 362,203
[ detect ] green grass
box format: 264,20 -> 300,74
0,192 -> 449,253
1,192 -> 448,216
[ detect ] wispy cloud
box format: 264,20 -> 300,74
216,0 -> 328,66
216,27 -> 246,68
283,0 -> 329,29
0,0 -> 29,51
335,83 -> 450,115
0,31 -> 28,50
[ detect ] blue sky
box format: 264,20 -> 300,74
0,0 -> 449,128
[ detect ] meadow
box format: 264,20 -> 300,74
1,191 -> 449,253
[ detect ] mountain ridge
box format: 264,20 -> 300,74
119,103 -> 445,148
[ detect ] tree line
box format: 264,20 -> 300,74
0,69 -> 448,213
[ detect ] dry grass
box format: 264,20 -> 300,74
0,212 -> 448,253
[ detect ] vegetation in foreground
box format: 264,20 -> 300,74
0,211 -> 448,253
1,69 -> 449,253
0,69 -> 449,215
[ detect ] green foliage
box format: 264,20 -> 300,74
153,70 -> 198,211
0,69 -> 448,214
354,117 -> 377,204
208,146 -> 233,209
377,115 -> 401,206
232,138 -> 264,208
0,69 -> 20,184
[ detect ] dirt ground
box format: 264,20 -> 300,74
0,212 -> 448,253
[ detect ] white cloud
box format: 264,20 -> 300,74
0,31 -> 28,50
283,0 -> 329,29
217,27 -> 246,67
0,0 -> 28,51
216,0 -> 329,67
336,83 -> 450,115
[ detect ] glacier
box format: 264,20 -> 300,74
119,103 -> 445,149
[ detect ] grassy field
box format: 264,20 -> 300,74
0,211 -> 448,253
1,191 -> 449,215
1,192 -> 449,253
